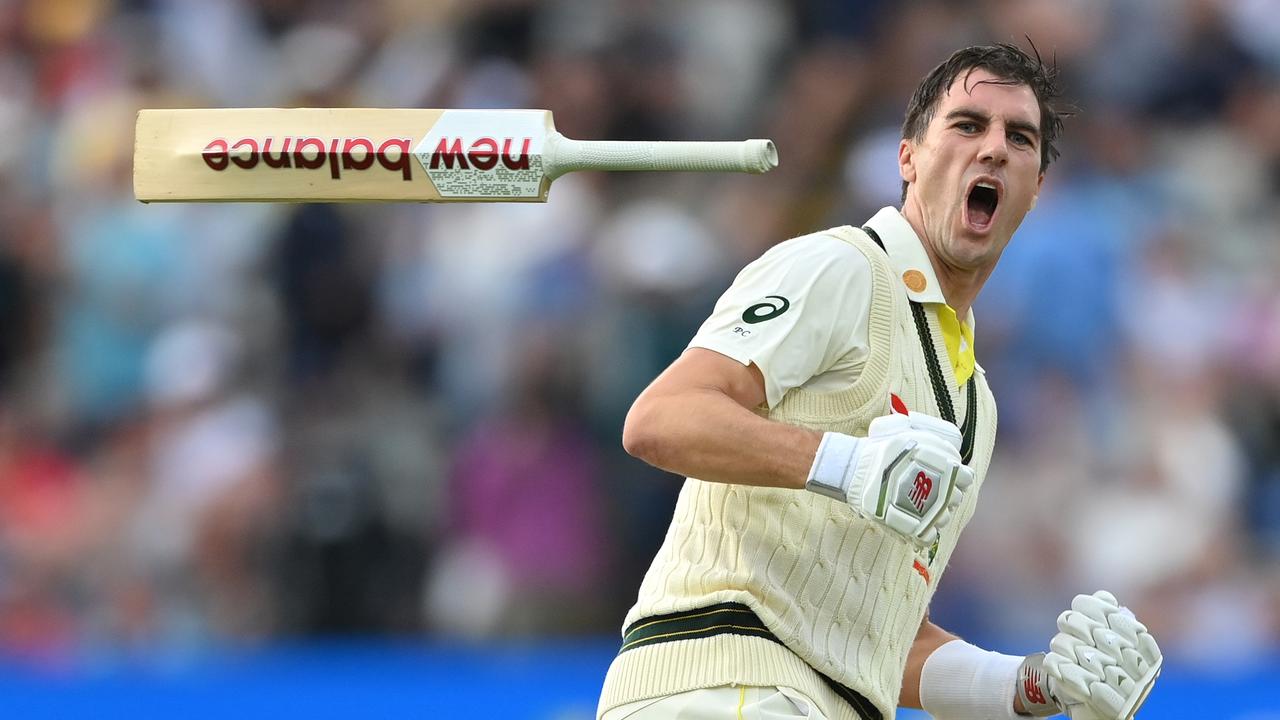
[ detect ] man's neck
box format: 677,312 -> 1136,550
918,241 -> 988,322
898,206 -> 992,322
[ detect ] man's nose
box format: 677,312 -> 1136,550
979,129 -> 1009,166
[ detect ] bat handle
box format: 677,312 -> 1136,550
543,133 -> 778,179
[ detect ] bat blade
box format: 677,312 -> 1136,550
134,108 -> 557,203
133,108 -> 776,203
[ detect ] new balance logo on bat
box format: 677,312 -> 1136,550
202,137 -> 414,180
909,471 -> 933,512
427,137 -> 534,171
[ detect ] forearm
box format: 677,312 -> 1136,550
908,618 -> 1027,718
900,618 -> 961,708
622,386 -> 820,490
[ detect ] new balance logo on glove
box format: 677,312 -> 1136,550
1022,664 -> 1049,706
909,471 -> 934,513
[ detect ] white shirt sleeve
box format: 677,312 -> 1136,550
688,232 -> 873,408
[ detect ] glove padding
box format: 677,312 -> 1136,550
806,413 -> 974,548
1021,591 -> 1162,719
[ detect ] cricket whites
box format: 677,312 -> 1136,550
133,108 -> 778,203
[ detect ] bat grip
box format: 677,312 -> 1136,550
543,133 -> 778,179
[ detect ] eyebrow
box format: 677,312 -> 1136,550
944,107 -> 1041,143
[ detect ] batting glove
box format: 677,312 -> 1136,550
1016,591 -> 1163,719
805,413 -> 974,548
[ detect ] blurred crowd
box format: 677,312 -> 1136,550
0,0 -> 1276,672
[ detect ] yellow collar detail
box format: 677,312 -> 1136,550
936,304 -> 975,387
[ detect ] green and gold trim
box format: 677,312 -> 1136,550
862,226 -> 978,465
620,603 -> 883,720
620,603 -> 775,653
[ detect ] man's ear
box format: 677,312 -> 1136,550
898,138 -> 916,184
1030,172 -> 1045,209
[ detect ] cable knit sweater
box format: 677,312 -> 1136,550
598,226 -> 999,720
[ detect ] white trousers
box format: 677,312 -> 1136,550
601,686 -> 829,719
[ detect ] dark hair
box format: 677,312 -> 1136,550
900,42 -> 1068,201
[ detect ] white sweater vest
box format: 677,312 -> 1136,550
599,226 -> 999,720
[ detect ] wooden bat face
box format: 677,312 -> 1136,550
135,109 -> 557,202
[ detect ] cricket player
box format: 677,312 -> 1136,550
597,44 -> 1162,720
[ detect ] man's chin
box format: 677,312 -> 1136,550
947,231 -> 1004,269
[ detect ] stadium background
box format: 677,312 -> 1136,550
0,0 -> 1277,717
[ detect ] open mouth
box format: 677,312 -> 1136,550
965,180 -> 1000,232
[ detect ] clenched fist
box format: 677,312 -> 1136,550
1017,591 -> 1162,719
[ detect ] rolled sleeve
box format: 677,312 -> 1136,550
688,232 -> 874,408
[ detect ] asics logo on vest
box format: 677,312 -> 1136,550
742,296 -> 790,324
909,471 -> 933,512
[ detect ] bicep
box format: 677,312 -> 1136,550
622,345 -> 822,489
621,347 -> 769,464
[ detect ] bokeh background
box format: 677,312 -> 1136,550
0,0 -> 1277,717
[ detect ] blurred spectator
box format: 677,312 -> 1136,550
0,406 -> 85,661
0,235 -> 34,394
273,352 -> 445,636
134,320 -> 280,640
427,332 -> 611,637
272,204 -> 375,384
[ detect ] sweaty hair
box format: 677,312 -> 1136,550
899,42 -> 1067,201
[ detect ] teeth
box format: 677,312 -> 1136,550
976,182 -> 996,190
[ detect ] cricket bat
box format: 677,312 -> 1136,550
133,108 -> 778,203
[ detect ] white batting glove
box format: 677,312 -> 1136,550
1016,591 -> 1162,719
805,413 -> 974,548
